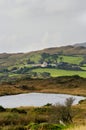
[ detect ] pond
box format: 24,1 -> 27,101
0,93 -> 85,108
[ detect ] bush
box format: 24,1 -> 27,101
11,108 -> 27,114
44,103 -> 52,107
0,106 -> 6,112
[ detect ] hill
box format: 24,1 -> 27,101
0,45 -> 86,68
0,45 -> 86,82
74,42 -> 86,47
40,45 -> 86,55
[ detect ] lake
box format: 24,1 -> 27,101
0,93 -> 85,108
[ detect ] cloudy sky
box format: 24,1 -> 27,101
0,0 -> 86,53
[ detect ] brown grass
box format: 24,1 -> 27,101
0,76 -> 86,96
67,125 -> 86,130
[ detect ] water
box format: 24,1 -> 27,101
0,93 -> 85,108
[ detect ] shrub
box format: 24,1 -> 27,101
11,108 -> 27,114
44,103 -> 52,107
0,106 -> 6,112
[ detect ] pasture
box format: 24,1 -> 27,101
32,68 -> 86,78
61,55 -> 83,65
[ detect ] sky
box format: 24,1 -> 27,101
0,0 -> 86,53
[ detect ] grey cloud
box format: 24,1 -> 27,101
0,0 -> 86,53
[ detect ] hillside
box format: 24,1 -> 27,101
0,45 -> 86,68
40,45 -> 86,55
74,42 -> 86,47
0,45 -> 86,82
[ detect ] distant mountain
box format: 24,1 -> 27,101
74,42 -> 86,47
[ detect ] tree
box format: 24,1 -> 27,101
63,97 -> 75,123
65,97 -> 75,107
51,54 -> 58,64
41,53 -> 50,60
59,56 -> 63,62
49,97 -> 75,124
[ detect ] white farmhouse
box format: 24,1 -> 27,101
41,62 -> 48,67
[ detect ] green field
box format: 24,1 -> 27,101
32,68 -> 86,78
60,55 -> 83,65
81,66 -> 86,70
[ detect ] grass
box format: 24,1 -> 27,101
0,106 -> 67,130
0,75 -> 86,96
61,55 -> 83,65
81,66 -> 86,70
0,100 -> 85,130
32,68 -> 86,78
66,125 -> 86,130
